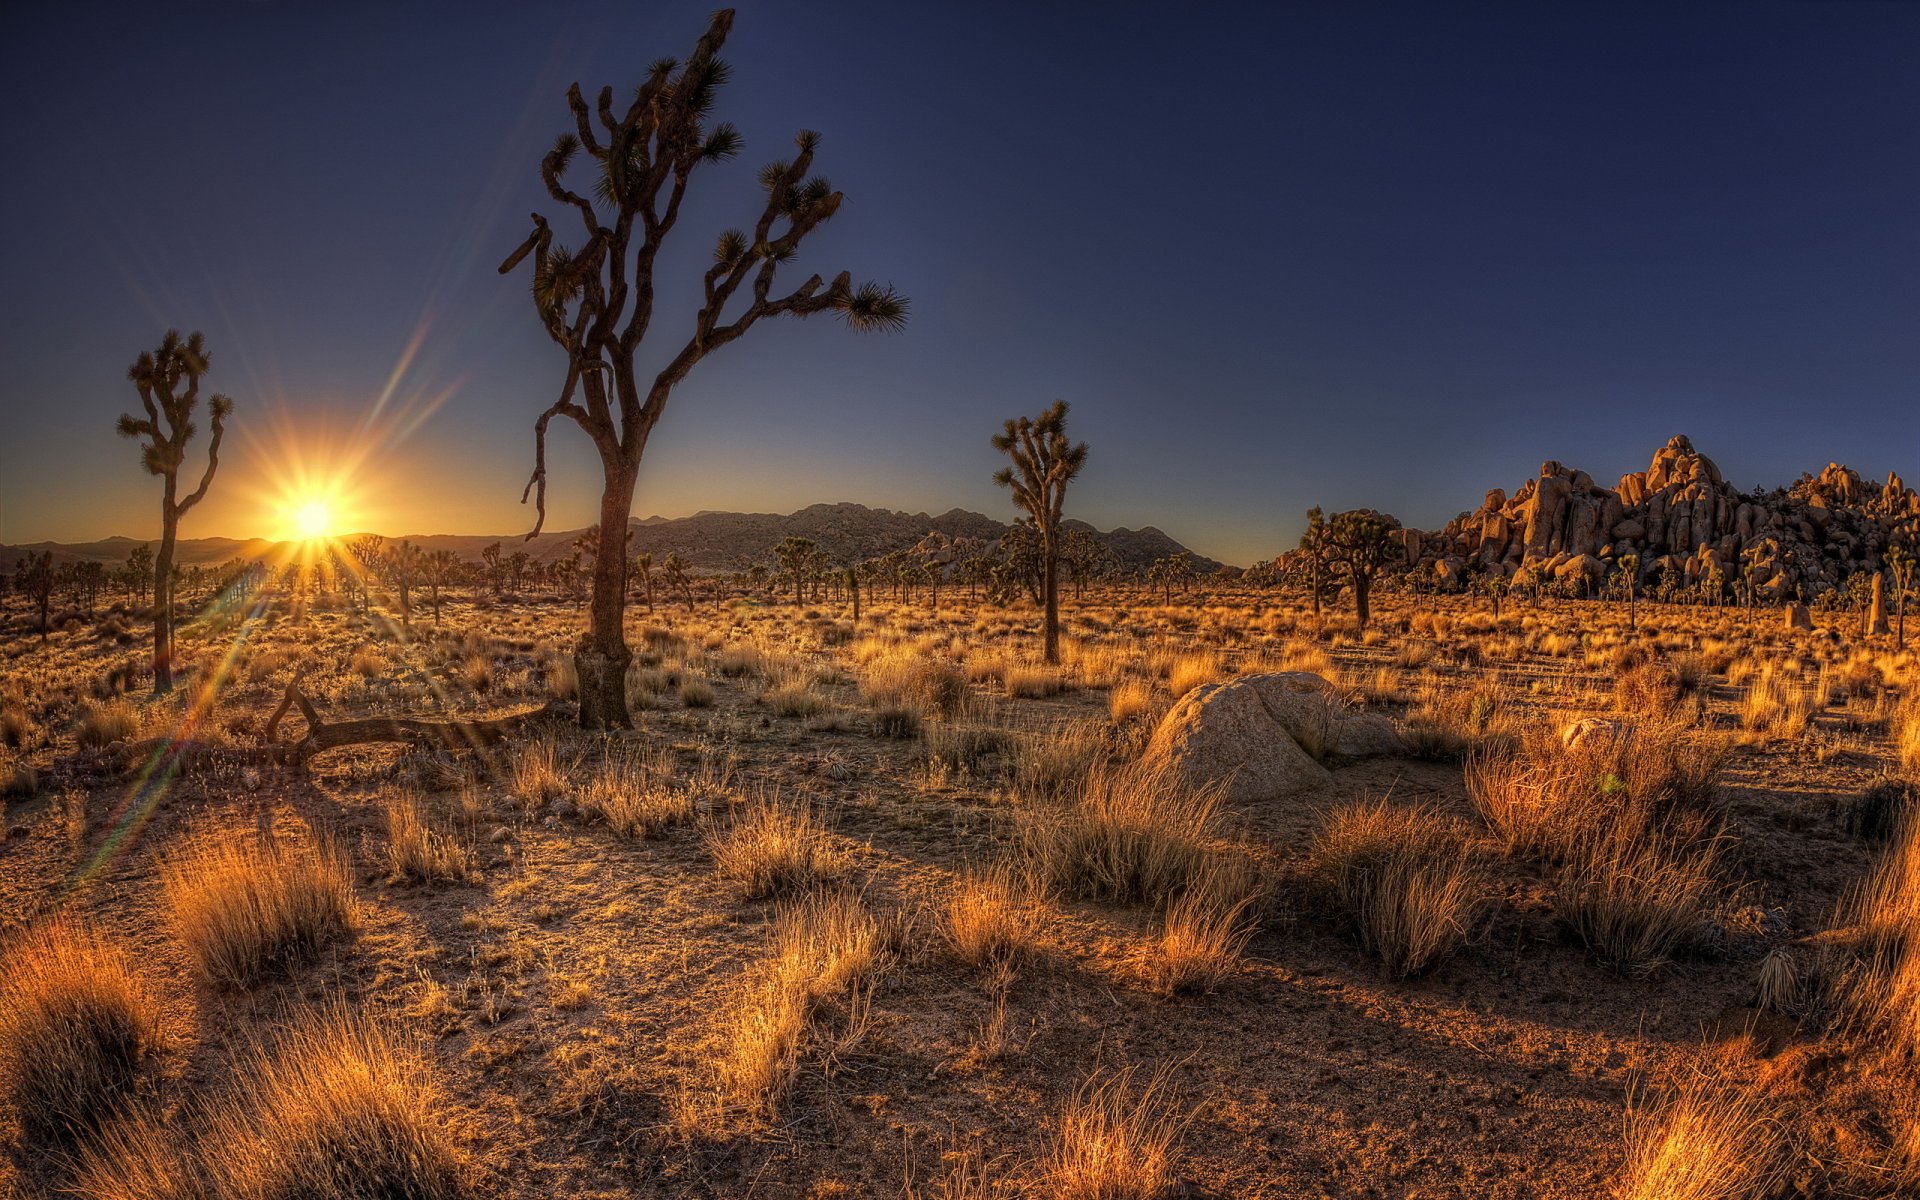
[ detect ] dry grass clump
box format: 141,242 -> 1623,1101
1005,661 -> 1068,698
1554,813 -> 1723,975
707,794 -> 848,899
765,677 -> 831,718
510,735 -> 568,810
1310,799 -> 1481,977
197,1010 -> 471,1200
582,749 -> 695,838
1,699 -> 33,748
1165,652 -> 1221,698
545,654 -> 579,700
1615,661 -> 1683,717
1148,867 -> 1258,995
1739,664 -> 1817,739
1026,756 -> 1224,908
712,891 -> 885,1118
68,1106 -> 202,1200
1042,1068 -> 1184,1200
1109,679 -> 1155,726
76,697 -> 140,747
1614,1071 -> 1784,1200
941,863 -> 1045,974
0,918 -> 161,1145
679,675 -> 716,707
349,643 -> 387,678
1011,719 -> 1108,802
159,834 -> 358,990
863,649 -> 969,716
1400,684 -> 1511,762
1897,700 -> 1920,778
1466,721 -> 1726,860
383,790 -> 476,883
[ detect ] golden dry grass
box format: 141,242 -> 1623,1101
707,793 -> 848,899
941,863 -> 1045,974
1614,1072 -> 1783,1200
1042,1068 -> 1183,1200
1026,756 -> 1225,908
1311,799 -> 1481,977
0,918 -> 160,1145
581,749 -> 695,839
383,789 -> 476,883
159,833 -> 358,990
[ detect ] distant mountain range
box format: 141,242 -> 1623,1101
1,502 -> 1226,574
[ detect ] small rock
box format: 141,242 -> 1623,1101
488,826 -> 511,844
549,799 -> 577,819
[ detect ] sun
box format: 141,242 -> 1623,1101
289,497 -> 336,542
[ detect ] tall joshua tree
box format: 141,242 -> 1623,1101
1321,509 -> 1403,631
992,401 -> 1088,665
116,330 -> 233,695
500,8 -> 908,729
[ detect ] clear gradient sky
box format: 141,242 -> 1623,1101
2,1 -> 1918,566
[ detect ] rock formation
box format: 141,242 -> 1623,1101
1145,673 -> 1402,803
1406,435 -> 1919,601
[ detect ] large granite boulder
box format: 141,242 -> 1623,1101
1144,673 -> 1401,803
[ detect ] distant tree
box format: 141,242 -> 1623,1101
1061,527 -> 1114,600
775,536 -> 817,604
662,552 -> 693,610
122,544 -> 153,606
19,552 -> 54,642
1321,509 -> 1402,631
1888,545 -> 1915,648
498,9 -> 907,729
992,401 -> 1087,664
387,540 -> 422,624
506,550 -> 533,594
481,542 -> 506,598
1298,507 -> 1333,618
1615,553 -> 1641,631
630,550 -> 655,611
115,330 -> 234,695
423,549 -> 461,626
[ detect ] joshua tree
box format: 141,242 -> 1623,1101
116,330 -> 234,695
991,401 -> 1087,664
122,544 -> 153,606
1616,553 -> 1641,631
1321,509 -> 1403,631
423,549 -> 461,626
1888,545 -> 1915,647
19,552 -> 54,642
386,540 -> 422,624
775,536 -> 817,604
499,9 -> 907,728
481,542 -> 506,598
662,552 -> 693,610
630,551 -> 655,611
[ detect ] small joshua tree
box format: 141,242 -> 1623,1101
116,330 -> 234,695
1616,553 -> 1641,631
386,540 -> 422,624
1321,509 -> 1403,631
423,549 -> 461,626
499,8 -> 907,729
1299,506 -> 1330,617
1888,545 -> 1915,648
18,552 -> 54,642
992,400 -> 1088,664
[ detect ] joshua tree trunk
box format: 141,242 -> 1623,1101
1351,570 -> 1371,631
1041,533 -> 1061,663
153,497 -> 178,692
579,464 -> 638,729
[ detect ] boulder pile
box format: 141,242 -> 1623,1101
1409,435 -> 1919,601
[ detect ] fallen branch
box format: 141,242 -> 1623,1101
104,679 -> 561,777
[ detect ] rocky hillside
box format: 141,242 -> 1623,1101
3,503 -> 1221,576
1401,435 -> 1919,599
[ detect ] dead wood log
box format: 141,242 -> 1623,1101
104,679 -> 561,777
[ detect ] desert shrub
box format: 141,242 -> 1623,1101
383,790 -> 475,883
349,644 -> 387,679
545,655 -> 578,701
1739,664 -> 1816,739
707,794 -> 847,899
714,644 -> 766,679
1898,700 -> 1920,779
200,1010 -> 471,1200
160,834 -> 358,990
941,863 -> 1044,974
765,679 -> 829,719
0,701 -> 31,748
1614,1072 -> 1784,1200
924,720 -> 1014,774
713,891 -> 884,1117
1042,1068 -> 1183,1200
1844,777 -> 1917,843
1310,799 -> 1481,977
863,650 -> 968,716
1835,810 -> 1920,965
76,698 -> 140,747
679,676 -> 716,708
582,750 -> 694,839
0,918 -> 161,1145
1027,756 -> 1224,908
1,754 -> 36,799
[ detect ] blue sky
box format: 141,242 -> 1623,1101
2,1 -> 1917,565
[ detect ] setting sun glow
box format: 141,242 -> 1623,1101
290,498 -> 335,541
